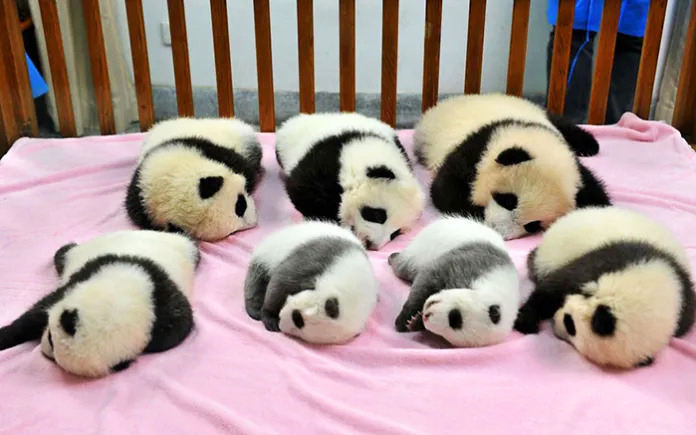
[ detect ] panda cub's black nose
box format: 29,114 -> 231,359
448,309 -> 463,330
235,194 -> 247,217
292,310 -> 304,329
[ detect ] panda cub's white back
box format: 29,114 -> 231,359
275,113 -> 424,250
390,217 -> 520,347
244,221 -> 379,344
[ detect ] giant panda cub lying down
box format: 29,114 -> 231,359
126,117 -> 263,241
244,221 -> 379,344
390,217 -> 520,347
515,207 -> 696,369
414,93 -> 611,240
0,230 -> 199,377
275,112 -> 425,250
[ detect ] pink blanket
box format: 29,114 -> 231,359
1,113 -> 695,434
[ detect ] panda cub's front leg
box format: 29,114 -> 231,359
388,252 -> 418,283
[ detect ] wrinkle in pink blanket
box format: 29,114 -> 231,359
0,113 -> 695,434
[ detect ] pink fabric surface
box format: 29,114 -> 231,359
0,113 -> 695,434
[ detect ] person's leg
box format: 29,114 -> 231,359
546,28 -> 596,124
605,33 -> 644,124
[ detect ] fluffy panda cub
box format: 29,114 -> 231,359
126,117 -> 262,241
275,113 -> 425,250
0,230 -> 199,378
413,93 -> 611,240
390,217 -> 520,347
515,207 -> 696,369
244,221 -> 379,344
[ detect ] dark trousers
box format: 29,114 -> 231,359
546,28 -> 644,124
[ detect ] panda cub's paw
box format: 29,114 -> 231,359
262,312 -> 281,332
513,312 -> 540,334
53,242 -> 77,276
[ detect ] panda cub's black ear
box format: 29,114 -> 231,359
366,165 -> 396,180
496,147 -> 533,166
199,176 -> 224,199
60,309 -> 79,336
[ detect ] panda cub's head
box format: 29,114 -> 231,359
550,259 -> 684,369
339,160 -> 424,250
40,263 -> 155,377
474,125 -> 582,240
139,146 -> 257,240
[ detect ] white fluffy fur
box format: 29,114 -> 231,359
40,230 -> 198,377
413,93 -> 581,240
396,217 -> 520,347
137,117 -> 259,240
252,221 -> 379,344
533,207 -> 691,368
276,113 -> 424,249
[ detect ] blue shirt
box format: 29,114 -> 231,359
547,0 -> 650,37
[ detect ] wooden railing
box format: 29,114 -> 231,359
1,0 -> 695,152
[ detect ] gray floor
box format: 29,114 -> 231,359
36,87 -> 547,137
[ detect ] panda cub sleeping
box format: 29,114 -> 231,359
275,112 -> 424,250
126,117 -> 263,241
390,217 -> 520,347
0,230 -> 199,378
515,207 -> 696,369
413,93 -> 611,240
244,221 -> 379,344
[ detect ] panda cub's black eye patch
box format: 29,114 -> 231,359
366,165 -> 396,180
60,309 -> 79,336
563,313 -> 576,336
492,193 -> 518,211
325,297 -> 340,319
48,330 -> 53,349
235,194 -> 247,217
591,304 -> 616,336
448,309 -> 463,330
524,221 -> 542,234
361,206 -> 387,224
292,310 -> 305,329
199,176 -> 224,199
390,229 -> 401,240
488,305 -> 501,324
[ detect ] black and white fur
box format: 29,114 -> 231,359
244,221 -> 379,344
126,117 -> 262,241
0,230 -> 199,377
390,217 -> 520,347
275,113 -> 425,250
515,207 -> 695,369
413,93 -> 611,240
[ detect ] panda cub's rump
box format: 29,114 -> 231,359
244,221 -> 379,344
516,207 -> 695,369
126,117 -> 263,241
390,217 -> 520,347
0,231 -> 199,378
275,113 -> 424,250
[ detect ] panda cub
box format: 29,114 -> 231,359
390,217 -> 520,347
275,112 -> 424,250
0,230 -> 199,378
126,117 -> 262,241
515,207 -> 696,369
413,93 -> 611,240
244,221 -> 379,344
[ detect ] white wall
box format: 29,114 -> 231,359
113,0 -> 553,96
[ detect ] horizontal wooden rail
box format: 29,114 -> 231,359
339,0 -> 356,112
506,0 -> 530,97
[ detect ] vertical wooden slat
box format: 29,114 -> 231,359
547,0 -> 575,115
125,0 -> 154,131
380,0 -> 399,127
464,0 -> 486,94
0,61 -> 20,152
210,0 -> 234,118
673,0 -> 696,139
38,0 -> 76,137
587,0 -> 622,125
297,0 -> 315,113
339,0 -> 355,112
632,0 -> 667,119
422,0 -> 442,113
167,0 -> 194,117
0,0 -> 37,137
506,0 -> 531,97
82,0 -> 115,135
254,0 -> 275,132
